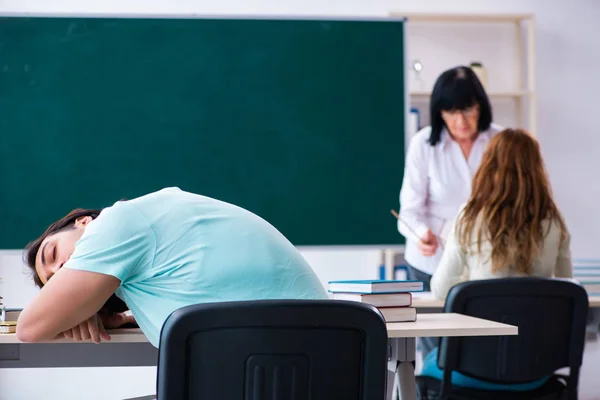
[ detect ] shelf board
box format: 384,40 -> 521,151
410,90 -> 532,98
390,12 -> 534,23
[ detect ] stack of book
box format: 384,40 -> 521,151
0,321 -> 16,334
572,261 -> 600,295
328,279 -> 423,322
0,304 -> 22,334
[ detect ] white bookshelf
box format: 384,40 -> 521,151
391,12 -> 537,136
409,90 -> 532,99
398,13 -> 533,23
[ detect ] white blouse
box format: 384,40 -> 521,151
430,211 -> 573,300
398,123 -> 503,275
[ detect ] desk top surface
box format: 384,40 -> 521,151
411,293 -> 600,309
0,328 -> 148,344
386,313 -> 517,338
411,293 -> 445,309
0,313 -> 516,344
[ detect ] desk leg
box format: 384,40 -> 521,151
387,337 -> 417,400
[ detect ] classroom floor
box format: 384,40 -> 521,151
415,334 -> 600,400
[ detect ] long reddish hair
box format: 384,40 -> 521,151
458,128 -> 567,274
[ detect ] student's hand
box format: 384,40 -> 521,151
418,229 -> 439,256
100,311 -> 136,329
62,313 -> 111,344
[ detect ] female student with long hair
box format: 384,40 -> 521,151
422,128 -> 572,391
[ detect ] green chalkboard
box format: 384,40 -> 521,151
0,17 -> 405,248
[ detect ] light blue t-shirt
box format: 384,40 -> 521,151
65,187 -> 328,347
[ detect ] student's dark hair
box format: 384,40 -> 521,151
428,66 -> 493,146
24,202 -> 133,317
24,208 -> 102,289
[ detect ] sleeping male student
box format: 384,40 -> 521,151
17,187 -> 327,346
423,128 -> 573,391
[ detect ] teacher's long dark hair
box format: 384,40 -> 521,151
429,66 -> 493,146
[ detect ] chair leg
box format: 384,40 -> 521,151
388,358 -> 400,400
393,364 -> 400,400
397,361 -> 418,400
567,367 -> 580,400
439,367 -> 452,400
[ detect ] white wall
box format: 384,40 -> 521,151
1,1 -> 599,399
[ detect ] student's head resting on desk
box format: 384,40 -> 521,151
26,209 -> 100,287
24,208 -> 131,318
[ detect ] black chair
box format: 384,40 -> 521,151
156,299 -> 389,400
416,278 -> 589,400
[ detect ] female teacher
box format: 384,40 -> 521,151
398,65 -> 502,289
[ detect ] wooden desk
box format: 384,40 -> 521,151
0,328 -> 146,344
385,313 -> 516,400
0,314 -> 516,344
411,293 -> 600,311
0,314 -> 517,400
0,328 -> 157,368
387,313 -> 516,338
411,294 -> 445,311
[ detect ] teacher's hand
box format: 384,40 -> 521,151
418,229 -> 439,256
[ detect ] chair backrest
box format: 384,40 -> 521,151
439,278 -> 588,397
156,299 -> 388,400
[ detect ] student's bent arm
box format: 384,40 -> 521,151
430,219 -> 467,299
16,269 -> 119,342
